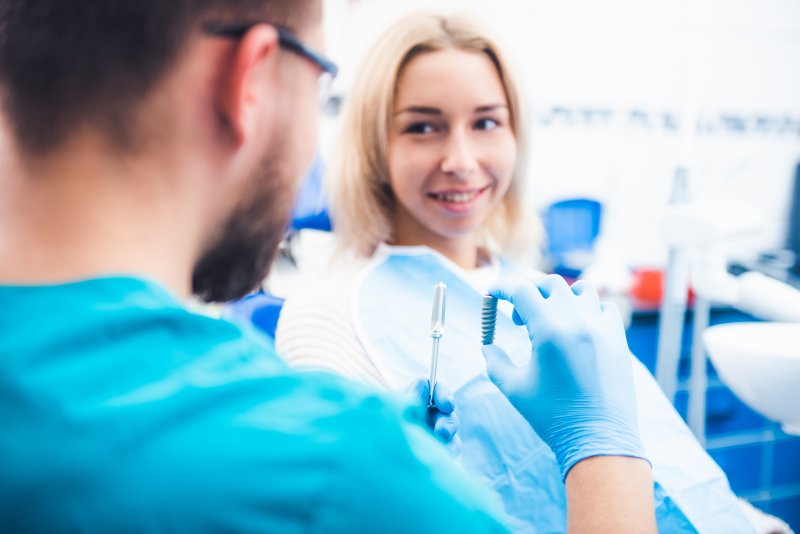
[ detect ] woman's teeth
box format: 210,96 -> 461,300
429,190 -> 480,203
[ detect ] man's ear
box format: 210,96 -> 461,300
216,24 -> 280,145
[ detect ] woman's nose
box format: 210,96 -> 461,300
440,130 -> 477,180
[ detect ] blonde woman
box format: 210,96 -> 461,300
276,13 -> 754,533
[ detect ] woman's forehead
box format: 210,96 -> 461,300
394,48 -> 508,110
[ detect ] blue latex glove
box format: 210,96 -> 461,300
406,379 -> 461,456
482,275 -> 647,480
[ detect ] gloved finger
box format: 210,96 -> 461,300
433,411 -> 459,443
599,301 -> 636,361
488,278 -> 546,334
399,379 -> 430,427
570,278 -> 595,297
481,343 -> 519,397
431,382 -> 455,415
600,300 -> 622,320
570,279 -> 602,313
600,301 -> 628,342
512,308 -> 525,326
537,274 -> 572,299
404,377 -> 430,405
448,434 -> 463,458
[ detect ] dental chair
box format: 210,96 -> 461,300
544,198 -> 602,280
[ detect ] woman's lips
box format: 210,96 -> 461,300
426,184 -> 492,213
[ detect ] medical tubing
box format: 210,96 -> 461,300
481,295 -> 498,345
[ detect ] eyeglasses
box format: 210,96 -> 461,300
203,22 -> 339,107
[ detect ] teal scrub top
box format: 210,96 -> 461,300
0,277 -> 507,533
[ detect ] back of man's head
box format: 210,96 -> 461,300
0,0 -> 314,156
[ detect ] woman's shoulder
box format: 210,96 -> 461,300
274,258 -> 388,389
269,230 -> 371,301
288,259 -> 367,304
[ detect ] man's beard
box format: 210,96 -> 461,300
191,142 -> 297,303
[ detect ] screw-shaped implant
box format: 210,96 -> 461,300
481,295 -> 498,345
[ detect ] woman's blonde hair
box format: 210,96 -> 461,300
328,12 -> 535,260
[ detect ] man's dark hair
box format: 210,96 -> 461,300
0,0 -> 314,155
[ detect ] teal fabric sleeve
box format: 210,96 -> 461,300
0,276 -> 509,533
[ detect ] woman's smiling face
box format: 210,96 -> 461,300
387,47 -> 517,249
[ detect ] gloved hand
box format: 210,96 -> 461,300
406,378 -> 461,456
482,275 -> 647,480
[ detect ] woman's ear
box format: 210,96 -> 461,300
215,24 -> 280,145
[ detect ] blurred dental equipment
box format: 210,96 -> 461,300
481,295 -> 498,346
656,199 -> 800,441
704,322 -> 800,437
428,283 -> 447,407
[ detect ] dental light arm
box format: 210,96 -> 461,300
693,268 -> 800,323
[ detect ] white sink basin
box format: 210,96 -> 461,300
704,322 -> 800,435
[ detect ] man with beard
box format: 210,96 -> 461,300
0,1 -> 655,532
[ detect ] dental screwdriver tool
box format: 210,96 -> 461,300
428,283 -> 447,407
481,295 -> 498,345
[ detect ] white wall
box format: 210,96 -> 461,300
321,0 -> 800,267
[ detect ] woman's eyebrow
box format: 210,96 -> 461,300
475,104 -> 508,113
394,104 -> 508,116
395,106 -> 442,116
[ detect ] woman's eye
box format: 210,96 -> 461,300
475,118 -> 499,131
404,122 -> 437,134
